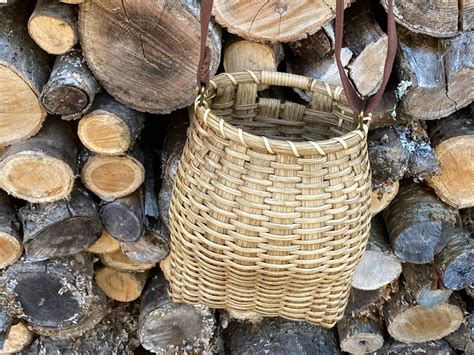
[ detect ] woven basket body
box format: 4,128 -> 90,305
165,71 -> 372,327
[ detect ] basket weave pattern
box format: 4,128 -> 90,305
166,71 -> 372,327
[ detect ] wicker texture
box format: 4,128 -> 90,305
166,71 -> 372,327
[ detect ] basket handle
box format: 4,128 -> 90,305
197,0 -> 397,115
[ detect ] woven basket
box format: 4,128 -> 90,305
164,70 -> 372,327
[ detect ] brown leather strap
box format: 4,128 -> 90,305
197,0 -> 214,89
335,0 -> 397,114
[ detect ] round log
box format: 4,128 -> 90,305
371,181 -> 399,216
0,322 -> 32,354
384,286 -> 463,343
0,118 -> 77,203
345,282 -> 399,318
95,267 -> 148,302
19,187 -> 102,260
100,249 -> 155,272
81,146 -> 145,201
78,0 -> 221,114
28,0 -> 78,55
0,191 -> 22,269
139,274 -> 216,353
40,49 -> 99,120
0,1 -> 50,146
87,230 -> 121,254
383,181 -> 459,264
78,93 -> 144,155
337,314 -> 384,354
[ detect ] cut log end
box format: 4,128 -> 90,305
0,322 -> 33,354
28,15 -> 77,55
0,233 -> 22,269
95,267 -> 147,302
371,181 -> 400,216
100,249 -> 155,272
121,227 -> 170,264
352,251 -> 402,291
87,230 -> 121,254
338,317 -> 385,354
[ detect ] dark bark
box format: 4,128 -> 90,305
337,313 -> 384,354
0,191 -> 22,268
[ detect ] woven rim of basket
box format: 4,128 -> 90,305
195,71 -> 371,157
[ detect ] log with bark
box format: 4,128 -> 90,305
40,49 -> 99,120
0,321 -> 32,354
0,118 -> 78,203
19,187 -> 102,261
0,306 -> 12,350
78,93 -> 144,155
371,181 -> 399,216
86,230 -> 121,254
374,340 -> 456,355
337,313 -> 384,354
28,0 -> 78,55
383,180 -> 459,264
100,249 -> 155,272
139,273 -> 216,353
0,191 -> 22,269
79,0 -> 221,114
95,267 -> 148,302
0,1 -> 50,146
345,281 -> 399,319
444,314 -> 473,354
427,108 -> 474,208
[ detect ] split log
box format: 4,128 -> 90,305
87,230 -> 121,254
384,286 -> 463,343
121,220 -> 170,264
352,217 -> 401,291
371,181 -> 399,216
374,340 -> 456,355
0,118 -> 77,203
0,254 -> 106,334
0,322 -> 32,354
427,109 -> 474,208
40,49 -> 99,120
139,274 -> 216,353
224,317 -> 340,354
78,93 -> 144,155
444,314 -> 473,354
383,181 -> 459,264
368,88 -> 399,131
28,0 -> 78,55
100,189 -> 144,242
95,267 -> 148,302
434,230 -> 474,290
402,263 -> 452,308
0,1 -> 50,146
19,187 -> 102,261
213,0 -> 351,43
79,0 -> 221,114
0,191 -> 21,269
80,146 -> 145,201
158,111 -> 189,228
100,249 -> 155,272
337,314 -> 384,354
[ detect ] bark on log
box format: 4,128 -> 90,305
352,217 -> 401,291
371,181 -> 399,216
19,187 -> 102,261
100,189 -> 144,243
427,109 -> 474,208
374,340 -> 456,355
383,181 -> 459,264
384,286 -> 463,343
345,282 -> 399,317
0,118 -> 77,203
0,321 -> 32,354
95,267 -> 148,302
28,0 -> 78,55
0,307 -> 12,350
444,314 -> 473,354
402,263 -> 452,308
139,274 -> 216,353
0,191 -> 22,269
40,49 -> 99,120
100,249 -> 155,272
80,146 -> 145,201
86,230 -> 121,254
79,0 -> 221,114
0,1 -> 50,146
337,314 -> 384,354
78,93 -> 144,155
288,25 -> 334,62
223,317 -> 340,354
434,230 -> 474,290
213,0 -> 351,43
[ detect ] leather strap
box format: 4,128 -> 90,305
197,0 -> 214,89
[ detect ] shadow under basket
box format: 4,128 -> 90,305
163,71 -> 372,327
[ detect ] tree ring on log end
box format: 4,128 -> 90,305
41,85 -> 89,116
87,230 -> 121,254
352,250 -> 402,291
101,204 -> 142,242
95,267 -> 144,302
28,15 -> 77,55
0,233 -> 22,269
340,333 -> 384,354
100,250 -> 155,272
0,154 -> 74,203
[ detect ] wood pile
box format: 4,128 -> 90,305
0,0 -> 472,354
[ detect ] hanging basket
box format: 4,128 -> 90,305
163,70 -> 372,327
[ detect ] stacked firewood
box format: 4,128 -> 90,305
0,0 -> 472,354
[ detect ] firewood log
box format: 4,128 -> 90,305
427,109 -> 474,208
402,263 -> 452,308
374,340 -> 456,355
352,217 -> 401,291
444,314 -> 473,354
40,49 -> 99,120
384,285 -> 463,343
371,181 -> 399,216
86,230 -> 121,254
288,25 -> 334,62
100,249 -> 154,272
0,191 -> 21,269
434,230 -> 474,290
212,0 -> 352,43
19,187 -> 102,261
0,1 -> 50,146
223,317 -> 340,354
79,0 -> 221,114
337,313 -> 384,354
28,0 -> 78,55
0,321 -> 32,354
80,146 -> 145,201
345,282 -> 399,319
383,181 -> 459,264
95,267 -> 148,302
0,307 -> 12,350
138,273 -> 216,353
0,118 -> 77,203
78,93 -> 144,155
